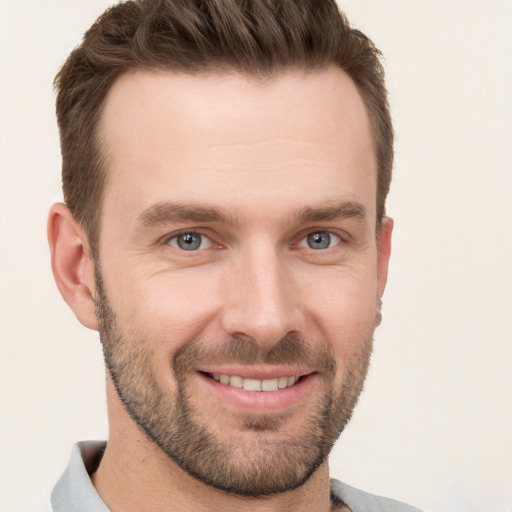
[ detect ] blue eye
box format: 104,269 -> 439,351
169,232 -> 213,251
301,231 -> 341,250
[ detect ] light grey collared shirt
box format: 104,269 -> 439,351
51,441 -> 423,512
51,441 -> 108,512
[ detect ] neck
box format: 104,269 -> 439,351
92,435 -> 332,512
92,380 -> 332,512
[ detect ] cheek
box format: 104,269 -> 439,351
299,265 -> 379,356
110,265 -> 223,347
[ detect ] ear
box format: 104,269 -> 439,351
47,203 -> 99,330
376,216 -> 393,298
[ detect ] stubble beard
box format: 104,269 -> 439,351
94,270 -> 376,497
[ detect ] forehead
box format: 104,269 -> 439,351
98,68 -> 376,226
100,67 -> 373,154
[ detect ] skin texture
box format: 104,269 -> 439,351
48,67 -> 392,512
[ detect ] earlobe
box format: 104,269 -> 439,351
47,203 -> 99,331
377,216 -> 393,298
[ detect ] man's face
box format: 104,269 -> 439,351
94,68 -> 390,496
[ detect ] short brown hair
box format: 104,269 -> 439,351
55,0 -> 393,251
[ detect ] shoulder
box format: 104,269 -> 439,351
330,479 -> 425,512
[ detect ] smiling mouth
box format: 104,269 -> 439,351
205,372 -> 302,392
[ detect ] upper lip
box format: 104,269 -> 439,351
197,365 -> 314,380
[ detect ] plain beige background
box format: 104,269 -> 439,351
1,1 -> 511,510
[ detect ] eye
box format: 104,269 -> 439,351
299,231 -> 341,250
168,232 -> 213,251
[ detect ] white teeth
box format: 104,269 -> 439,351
261,378 -> 279,391
211,373 -> 300,391
278,376 -> 289,388
229,375 -> 243,388
243,378 -> 261,391
288,376 -> 297,386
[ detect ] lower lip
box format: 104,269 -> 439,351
196,372 -> 316,414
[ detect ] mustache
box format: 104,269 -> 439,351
172,333 -> 337,376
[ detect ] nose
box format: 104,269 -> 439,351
220,243 -> 302,349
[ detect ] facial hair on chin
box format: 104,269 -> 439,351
94,267 -> 376,497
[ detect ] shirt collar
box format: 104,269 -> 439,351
51,441 -> 109,512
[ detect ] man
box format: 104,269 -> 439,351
47,0 -> 421,511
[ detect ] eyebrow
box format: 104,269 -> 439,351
295,201 -> 368,224
136,199 -> 368,229
137,201 -> 233,228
